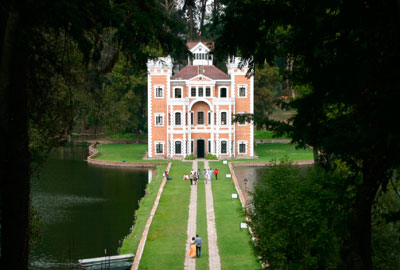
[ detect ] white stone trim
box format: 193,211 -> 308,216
154,141 -> 165,155
250,74 -> 254,156
147,72 -> 152,157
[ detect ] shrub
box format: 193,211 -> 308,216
185,154 -> 195,160
206,154 -> 218,160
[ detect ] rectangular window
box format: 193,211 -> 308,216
191,140 -> 194,154
175,141 -> 181,154
174,88 -> 182,98
239,86 -> 246,97
221,112 -> 227,125
198,88 -> 204,97
197,112 -> 204,125
208,140 -> 211,153
156,143 -> 164,154
220,87 -> 227,98
191,87 -> 196,97
155,86 -> 163,98
239,143 -> 246,154
221,141 -> 227,154
155,114 -> 163,126
175,112 -> 181,125
208,112 -> 211,125
206,87 -> 211,97
191,112 -> 194,125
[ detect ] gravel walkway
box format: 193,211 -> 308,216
184,161 -> 198,270
204,160 -> 221,270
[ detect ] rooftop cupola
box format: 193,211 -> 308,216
187,41 -> 214,66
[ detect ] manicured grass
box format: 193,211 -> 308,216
93,144 -> 158,162
235,143 -> 313,162
196,162 -> 209,270
107,133 -> 148,139
209,161 -> 261,270
254,129 -> 289,140
120,164 -> 168,255
138,161 -> 193,269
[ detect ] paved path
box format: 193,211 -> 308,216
184,161 -> 198,270
204,160 -> 221,270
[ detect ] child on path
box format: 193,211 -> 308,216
204,171 -> 209,184
197,169 -> 201,180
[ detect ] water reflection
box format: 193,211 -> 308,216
30,145 -> 154,270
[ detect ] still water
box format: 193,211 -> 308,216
30,145 -> 153,270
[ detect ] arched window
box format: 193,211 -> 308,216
175,141 -> 182,154
221,112 -> 227,125
220,87 -> 227,98
197,111 -> 204,125
175,112 -> 181,125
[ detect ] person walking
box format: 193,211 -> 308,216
188,236 -> 196,259
214,168 -> 219,180
197,169 -> 201,180
190,170 -> 194,185
204,171 -> 209,184
194,234 -> 203,258
203,168 -> 207,178
209,168 -> 213,181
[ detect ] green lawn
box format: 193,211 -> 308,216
254,129 -> 289,140
234,143 -> 313,162
93,144 -> 156,162
209,161 -> 261,270
120,164 -> 168,255
196,162 -> 209,270
106,132 -> 148,139
138,161 -> 193,269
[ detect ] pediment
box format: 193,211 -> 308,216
190,42 -> 211,54
188,74 -> 213,82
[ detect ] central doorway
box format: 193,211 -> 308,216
197,139 -> 205,158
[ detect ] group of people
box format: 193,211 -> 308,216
183,168 -> 219,185
188,234 -> 203,258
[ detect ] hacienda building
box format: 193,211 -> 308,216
147,41 -> 254,159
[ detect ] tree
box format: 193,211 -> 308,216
0,1 -> 186,269
253,62 -> 281,129
249,162 -> 356,269
217,1 -> 400,269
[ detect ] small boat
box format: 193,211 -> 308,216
78,254 -> 134,270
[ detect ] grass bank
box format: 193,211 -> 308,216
93,144 -> 154,163
93,143 -> 313,164
254,129 -> 289,140
120,164 -> 168,254
235,143 -> 313,162
209,161 -> 261,269
138,161 -> 193,269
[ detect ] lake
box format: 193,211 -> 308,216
30,145 -> 153,270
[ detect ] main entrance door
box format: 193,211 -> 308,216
197,139 -> 205,158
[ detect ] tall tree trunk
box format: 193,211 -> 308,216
342,158 -> 386,270
189,6 -> 193,40
200,0 -> 207,32
0,4 -> 31,270
136,129 -> 140,144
